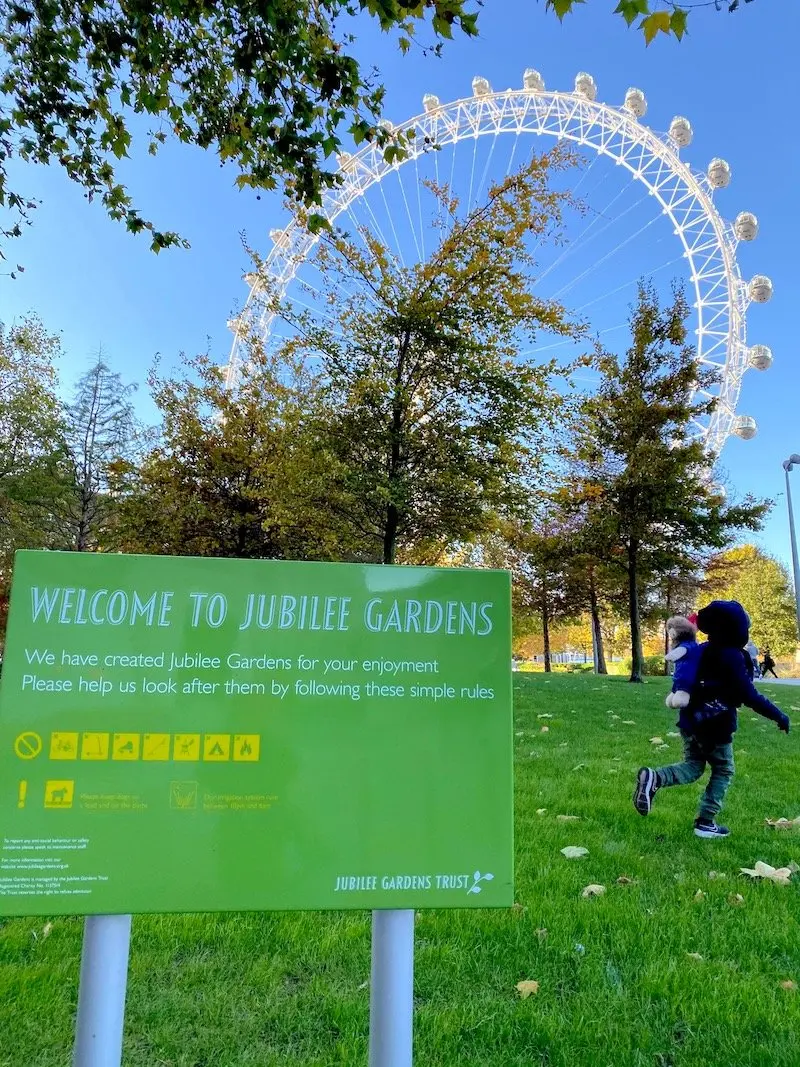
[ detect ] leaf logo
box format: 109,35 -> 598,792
467,870 -> 494,895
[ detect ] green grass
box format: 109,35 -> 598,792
2,674 -> 800,1066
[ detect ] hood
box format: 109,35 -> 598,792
696,600 -> 750,648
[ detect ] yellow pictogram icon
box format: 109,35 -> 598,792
81,732 -> 110,760
50,732 -> 79,760
169,781 -> 198,810
44,779 -> 74,809
18,780 -> 27,808
233,734 -> 260,762
173,734 -> 200,761
112,733 -> 140,760
143,733 -> 171,761
14,732 -> 42,760
203,734 -> 231,762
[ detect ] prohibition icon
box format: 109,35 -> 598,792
14,732 -> 42,760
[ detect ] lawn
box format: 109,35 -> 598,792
2,674 -> 800,1067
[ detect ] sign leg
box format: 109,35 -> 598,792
369,909 -> 415,1067
73,914 -> 132,1067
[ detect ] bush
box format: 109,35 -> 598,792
623,655 -> 667,677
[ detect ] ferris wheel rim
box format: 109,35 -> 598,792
228,79 -> 765,458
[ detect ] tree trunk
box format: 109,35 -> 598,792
588,568 -> 608,675
542,590 -> 552,674
663,577 -> 672,669
628,541 -> 645,683
383,505 -> 398,565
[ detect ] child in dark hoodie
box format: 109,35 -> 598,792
633,600 -> 790,838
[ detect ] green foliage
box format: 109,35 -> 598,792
263,150 -> 582,565
563,281 -> 769,682
703,544 -> 798,657
0,0 -> 477,256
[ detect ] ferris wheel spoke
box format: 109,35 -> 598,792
413,152 -> 426,261
573,254 -> 685,313
550,214 -> 663,301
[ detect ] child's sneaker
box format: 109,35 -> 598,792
633,767 -> 659,816
694,819 -> 730,839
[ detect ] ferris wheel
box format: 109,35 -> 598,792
226,68 -> 773,459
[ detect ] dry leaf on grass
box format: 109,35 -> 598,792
740,861 -> 793,886
789,862 -> 800,874
617,875 -> 635,886
622,720 -> 636,725
540,725 -> 550,734
581,884 -> 606,898
561,846 -> 589,859
538,713 -> 553,719
649,736 -> 664,745
708,871 -> 727,880
556,814 -> 580,822
512,902 -> 527,914
765,817 -> 800,830
686,952 -> 704,962
694,889 -> 707,902
516,980 -> 540,999
667,731 -> 681,738
535,928 -> 548,941
536,808 -> 547,815
780,980 -> 798,991
728,893 -> 745,906
657,743 -> 669,750
571,763 -> 586,772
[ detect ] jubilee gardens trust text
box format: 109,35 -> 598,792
19,586 -> 500,701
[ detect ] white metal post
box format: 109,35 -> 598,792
73,914 -> 132,1067
785,463 -> 800,638
369,909 -> 415,1067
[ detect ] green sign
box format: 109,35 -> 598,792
0,551 -> 512,916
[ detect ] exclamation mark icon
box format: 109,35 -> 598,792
18,781 -> 27,809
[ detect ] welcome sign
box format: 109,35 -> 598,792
0,552 -> 513,916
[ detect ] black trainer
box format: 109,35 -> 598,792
694,819 -> 730,839
633,767 -> 659,816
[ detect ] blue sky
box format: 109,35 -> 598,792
1,0 -> 798,568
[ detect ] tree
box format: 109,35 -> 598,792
113,342 -> 344,561
266,151 -> 581,565
566,281 -> 769,683
60,358 -> 137,552
703,545 -> 797,657
0,315 -> 67,551
0,0 -> 741,260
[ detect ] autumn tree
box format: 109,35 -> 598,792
59,358 -> 137,552
264,151 -> 581,566
112,342 -> 344,561
703,545 -> 797,657
566,281 -> 769,683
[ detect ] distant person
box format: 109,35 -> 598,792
633,601 -> 789,839
745,639 -> 760,678
761,648 -> 778,678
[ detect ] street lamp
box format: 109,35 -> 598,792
783,454 -> 800,640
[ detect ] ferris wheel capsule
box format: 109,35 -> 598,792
336,152 -> 353,171
423,94 -> 440,113
749,275 -> 773,303
669,116 -> 693,147
707,158 -> 731,189
734,212 -> 759,241
748,344 -> 773,370
523,68 -> 545,91
574,73 -> 597,100
732,415 -> 758,440
270,228 -> 289,248
624,88 -> 647,117
472,76 -> 491,97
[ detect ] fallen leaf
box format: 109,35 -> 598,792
540,725 -> 550,733
536,808 -> 547,815
765,817 -> 800,830
537,713 -> 553,719
41,922 -> 53,940
616,875 -> 635,886
581,884 -> 606,898
686,952 -> 704,961
727,893 -> 745,906
740,861 -> 793,886
788,862 -> 800,874
561,846 -> 589,859
667,731 -> 681,738
658,743 -> 669,750
535,928 -> 548,941
556,814 -> 580,822
610,714 -> 620,720
708,871 -> 727,880
571,763 -> 586,771
694,889 -> 706,901
649,736 -> 664,745
515,731 -> 524,736
516,980 -> 540,999
622,720 -> 636,725
358,980 -> 369,990
780,980 -> 798,991
512,902 -> 527,914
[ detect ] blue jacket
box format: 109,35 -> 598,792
679,600 -> 788,743
669,639 -> 702,694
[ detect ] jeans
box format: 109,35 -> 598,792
656,732 -> 735,822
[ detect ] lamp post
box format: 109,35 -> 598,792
783,454 -> 800,640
